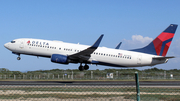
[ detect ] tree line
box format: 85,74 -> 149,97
0,67 -> 179,75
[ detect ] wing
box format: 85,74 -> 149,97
68,34 -> 104,62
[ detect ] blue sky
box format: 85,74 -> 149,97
1,0 -> 180,71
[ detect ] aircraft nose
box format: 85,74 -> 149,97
4,43 -> 9,49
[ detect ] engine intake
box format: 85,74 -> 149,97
51,54 -> 69,64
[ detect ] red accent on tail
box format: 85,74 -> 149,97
157,32 -> 174,41
153,32 -> 175,56
162,42 -> 171,56
153,38 -> 162,55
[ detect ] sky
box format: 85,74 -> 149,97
1,0 -> 180,71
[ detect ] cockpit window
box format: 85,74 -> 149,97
11,41 -> 16,43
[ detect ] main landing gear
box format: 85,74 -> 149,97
79,63 -> 89,71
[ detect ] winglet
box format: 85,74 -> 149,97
91,34 -> 104,48
115,42 -> 122,49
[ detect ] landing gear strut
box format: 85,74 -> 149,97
17,54 -> 21,60
12,52 -> 21,60
78,63 -> 89,71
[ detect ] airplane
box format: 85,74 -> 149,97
4,24 -> 178,71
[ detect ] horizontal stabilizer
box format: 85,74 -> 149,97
152,56 -> 175,60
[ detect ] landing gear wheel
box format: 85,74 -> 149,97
17,57 -> 21,60
84,65 -> 89,70
79,65 -> 84,71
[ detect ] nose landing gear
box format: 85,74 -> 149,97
12,52 -> 21,60
17,54 -> 21,60
17,57 -> 21,60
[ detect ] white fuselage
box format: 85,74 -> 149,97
4,38 -> 167,68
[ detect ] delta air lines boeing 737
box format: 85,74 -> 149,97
4,24 -> 178,71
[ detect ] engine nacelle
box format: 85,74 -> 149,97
51,54 -> 69,64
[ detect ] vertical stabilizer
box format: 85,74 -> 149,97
130,24 -> 178,56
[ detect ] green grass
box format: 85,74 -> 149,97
0,87 -> 180,101
0,87 -> 180,93
0,94 -> 121,99
0,93 -> 180,101
0,87 -> 178,93
124,94 -> 180,101
0,87 -> 136,92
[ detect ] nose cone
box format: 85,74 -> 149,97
4,43 -> 9,49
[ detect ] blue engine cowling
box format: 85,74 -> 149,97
51,54 -> 69,64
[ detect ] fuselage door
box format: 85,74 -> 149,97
137,55 -> 142,64
19,40 -> 24,49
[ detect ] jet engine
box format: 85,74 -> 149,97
51,54 -> 69,64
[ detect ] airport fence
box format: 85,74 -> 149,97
0,72 -> 179,101
0,71 -> 180,101
0,71 -> 179,80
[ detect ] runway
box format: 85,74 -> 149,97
0,81 -> 180,87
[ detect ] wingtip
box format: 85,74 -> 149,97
91,34 -> 104,48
